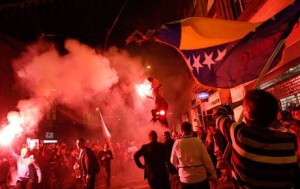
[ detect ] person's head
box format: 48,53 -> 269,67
163,131 -> 171,140
291,106 -> 300,121
103,143 -> 110,150
76,138 -> 86,149
181,121 -> 193,135
243,89 -> 278,127
20,147 -> 30,158
148,130 -> 158,142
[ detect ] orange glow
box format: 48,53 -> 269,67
0,112 -> 23,146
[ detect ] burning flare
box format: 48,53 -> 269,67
136,80 -> 152,98
0,112 -> 23,146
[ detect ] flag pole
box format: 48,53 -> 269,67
252,39 -> 286,89
237,38 -> 286,123
222,39 -> 287,166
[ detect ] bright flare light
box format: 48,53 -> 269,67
136,83 -> 152,98
0,112 -> 24,146
159,110 -> 166,116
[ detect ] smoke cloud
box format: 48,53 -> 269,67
8,39 -> 170,145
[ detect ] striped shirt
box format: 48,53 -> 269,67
216,115 -> 298,189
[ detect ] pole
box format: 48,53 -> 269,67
104,0 -> 128,50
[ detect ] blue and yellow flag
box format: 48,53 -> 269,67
156,0 -> 300,88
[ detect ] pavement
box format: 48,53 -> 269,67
95,174 -> 233,189
94,163 -> 232,189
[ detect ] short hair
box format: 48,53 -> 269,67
243,89 -> 278,126
148,130 -> 158,141
163,131 -> 171,138
181,122 -> 192,134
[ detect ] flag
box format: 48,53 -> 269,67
156,0 -> 300,88
98,112 -> 111,140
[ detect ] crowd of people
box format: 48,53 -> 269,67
0,138 -> 144,189
0,89 -> 299,189
133,89 -> 300,189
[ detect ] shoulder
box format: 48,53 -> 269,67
246,126 -> 297,144
173,136 -> 193,145
174,137 -> 184,143
137,144 -> 147,151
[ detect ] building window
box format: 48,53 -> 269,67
280,95 -> 298,111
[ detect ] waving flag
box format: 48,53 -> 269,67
156,0 -> 300,88
98,111 -> 111,140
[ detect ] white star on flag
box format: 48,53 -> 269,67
215,49 -> 227,61
192,54 -> 203,73
203,52 -> 215,70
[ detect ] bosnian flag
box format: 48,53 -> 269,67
155,0 -> 300,88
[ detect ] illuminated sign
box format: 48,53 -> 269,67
197,92 -> 209,99
43,140 -> 58,144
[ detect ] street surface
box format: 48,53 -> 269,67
96,173 -> 233,189
94,161 -> 232,189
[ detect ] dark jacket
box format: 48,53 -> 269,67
134,141 -> 169,180
79,147 -> 100,176
164,138 -> 177,174
98,149 -> 113,169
